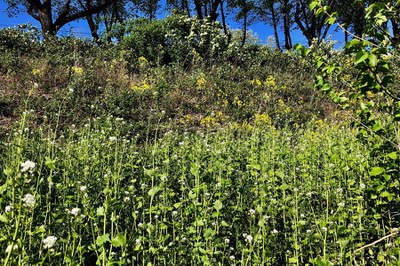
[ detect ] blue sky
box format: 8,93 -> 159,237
0,1 -> 345,47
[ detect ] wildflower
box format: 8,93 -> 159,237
80,185 -> 87,192
124,196 -> 130,202
229,255 -> 235,260
23,193 -> 35,208
224,238 -> 230,244
21,160 -> 35,173
244,234 -> 253,244
338,202 -> 345,208
172,211 -> 178,216
321,227 -> 328,232
306,229 -> 312,234
42,236 -> 57,249
360,183 -> 366,189
135,238 -> 141,245
5,244 -> 18,253
249,209 -> 256,216
70,208 -> 81,216
5,205 -> 13,212
272,229 -> 279,234
109,136 -> 117,141
138,223 -> 143,228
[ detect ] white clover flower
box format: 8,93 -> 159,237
23,193 -> 35,208
5,205 -> 13,212
80,185 -> 87,192
5,244 -> 18,253
21,160 -> 36,173
43,236 -> 57,249
70,208 -> 81,216
109,136 -> 117,141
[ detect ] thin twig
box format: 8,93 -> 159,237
354,230 -> 399,253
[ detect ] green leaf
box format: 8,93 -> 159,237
214,199 -> 223,212
3,168 -> 13,177
309,1 -> 319,10
96,207 -> 105,216
326,17 -> 336,25
354,51 -> 369,65
148,186 -> 161,197
45,157 -> 56,170
380,191 -> 393,201
0,214 -> 8,223
289,257 -> 298,263
96,234 -> 110,246
388,152 -> 397,160
221,220 -> 229,227
0,183 -> 7,195
111,233 -> 126,247
369,167 -> 384,176
368,54 -> 378,67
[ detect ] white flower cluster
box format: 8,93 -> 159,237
21,160 -> 36,173
243,233 -> 253,244
42,236 -> 57,249
22,193 -> 35,208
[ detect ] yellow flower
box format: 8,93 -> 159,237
254,113 -> 272,126
71,66 -> 84,75
197,72 -> 207,88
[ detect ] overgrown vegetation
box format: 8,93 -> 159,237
1,6 -> 400,265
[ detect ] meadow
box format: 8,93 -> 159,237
0,27 -> 399,265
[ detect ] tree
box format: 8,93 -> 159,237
256,0 -> 281,50
4,0 -> 116,36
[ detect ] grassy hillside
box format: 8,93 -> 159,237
0,28 -> 399,265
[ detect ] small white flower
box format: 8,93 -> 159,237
336,188 -> 343,193
245,234 -> 253,244
321,227 -> 328,232
109,136 -> 117,141
68,88 -> 74,93
216,182 -> 222,188
138,223 -> 143,228
5,205 -> 13,212
80,185 -> 87,192
5,244 -> 18,253
172,211 -> 178,216
224,238 -> 230,244
306,229 -> 312,234
135,238 -> 141,245
272,229 -> 279,234
21,160 -> 36,173
22,193 -> 35,208
249,209 -> 256,215
306,192 -> 312,197
360,183 -> 366,189
338,202 -> 345,208
70,208 -> 81,216
229,255 -> 235,260
43,236 -> 57,249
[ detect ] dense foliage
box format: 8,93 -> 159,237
1,2 -> 400,265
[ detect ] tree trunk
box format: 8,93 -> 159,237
220,0 -> 228,35
270,4 -> 281,51
242,13 -> 247,47
194,0 -> 203,19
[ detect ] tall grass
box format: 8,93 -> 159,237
2,114 -> 398,265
